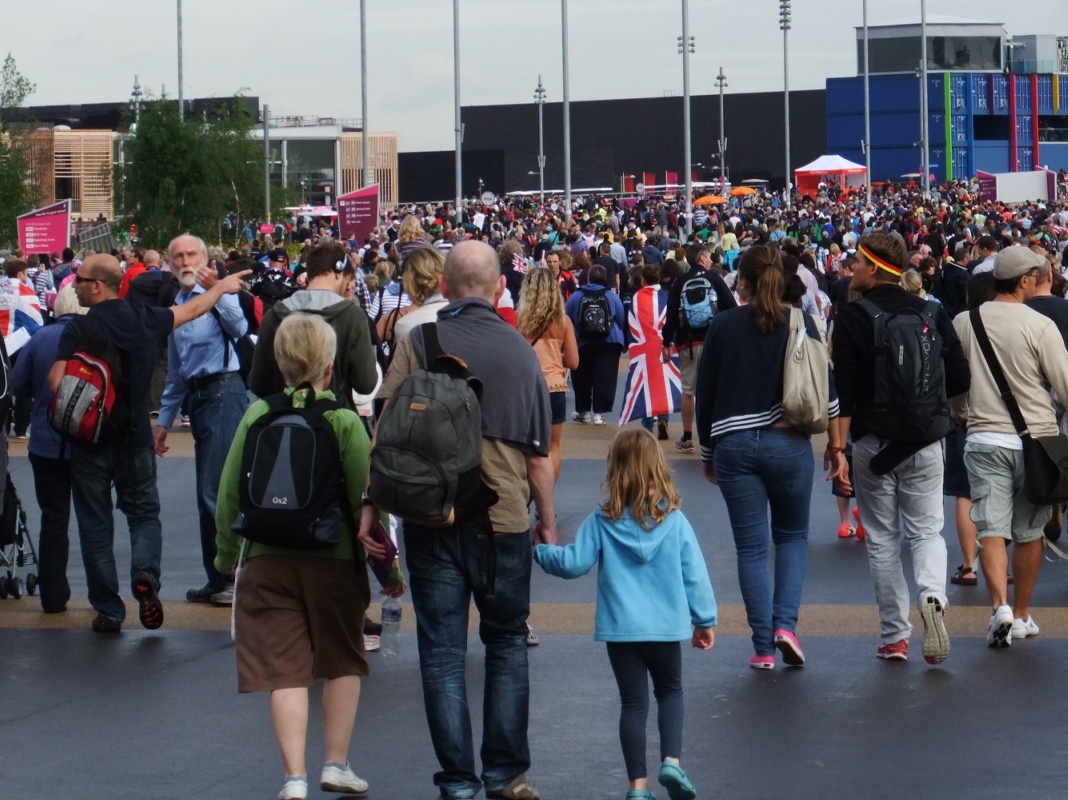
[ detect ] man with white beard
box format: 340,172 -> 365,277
154,234 -> 249,607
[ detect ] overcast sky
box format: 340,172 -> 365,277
4,0 -> 1067,152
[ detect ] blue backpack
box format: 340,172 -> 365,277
680,276 -> 715,329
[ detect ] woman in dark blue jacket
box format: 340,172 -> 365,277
565,264 -> 626,426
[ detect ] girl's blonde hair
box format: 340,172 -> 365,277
517,267 -> 565,342
900,268 -> 926,298
601,429 -> 681,531
274,313 -> 337,387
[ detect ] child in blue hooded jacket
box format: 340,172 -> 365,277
534,428 -> 717,800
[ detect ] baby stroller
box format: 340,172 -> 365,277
0,474 -> 38,599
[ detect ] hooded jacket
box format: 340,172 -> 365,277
248,289 -> 378,409
535,508 -> 717,642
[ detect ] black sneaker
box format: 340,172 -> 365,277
132,569 -> 164,630
91,613 -> 122,633
186,583 -> 221,603
657,418 -> 669,441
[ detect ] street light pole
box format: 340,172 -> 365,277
534,76 -> 547,203
715,67 -> 727,189
920,0 -> 930,198
453,0 -> 463,225
780,0 -> 792,209
863,0 -> 872,204
360,0 -> 372,189
679,0 -> 694,238
561,0 -> 572,222
263,104 -> 271,223
176,0 -> 184,120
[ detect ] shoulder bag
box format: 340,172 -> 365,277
969,307 -> 1068,505
782,307 -> 830,434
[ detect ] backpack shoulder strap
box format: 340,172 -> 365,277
856,297 -> 882,319
419,322 -> 445,367
209,307 -> 234,371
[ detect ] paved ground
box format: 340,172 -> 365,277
4,391 -> 1068,799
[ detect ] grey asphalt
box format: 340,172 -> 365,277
4,401 -> 1068,798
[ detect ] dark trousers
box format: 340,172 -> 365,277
606,641 -> 684,781
572,341 -> 623,414
28,453 -> 72,613
9,353 -> 31,436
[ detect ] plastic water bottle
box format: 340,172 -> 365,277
380,597 -> 402,657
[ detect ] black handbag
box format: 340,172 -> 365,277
969,308 -> 1068,505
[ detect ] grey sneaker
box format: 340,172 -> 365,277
210,585 -> 235,606
486,774 -> 540,800
675,436 -> 695,454
919,595 -> 949,665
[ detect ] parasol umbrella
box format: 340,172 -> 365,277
729,186 -> 758,196
741,178 -> 768,185
694,195 -> 727,205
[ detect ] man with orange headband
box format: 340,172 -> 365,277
830,233 -> 970,666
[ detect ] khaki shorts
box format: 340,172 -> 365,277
234,554 -> 370,692
677,343 -> 702,395
964,442 -> 1050,545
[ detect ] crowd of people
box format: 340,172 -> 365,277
1,173 -> 1067,799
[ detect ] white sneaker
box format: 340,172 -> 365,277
592,413 -> 606,426
364,634 -> 381,652
1010,615 -> 1040,639
278,777 -> 307,800
321,763 -> 369,795
210,585 -> 234,606
573,412 -> 590,424
987,604 -> 1013,648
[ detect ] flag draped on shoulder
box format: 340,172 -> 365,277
619,285 -> 681,426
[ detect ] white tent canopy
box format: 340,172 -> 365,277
794,155 -> 867,174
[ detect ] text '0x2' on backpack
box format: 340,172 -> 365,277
857,297 -> 951,443
578,287 -> 613,339
50,315 -> 129,446
367,323 -> 493,528
232,388 -> 347,549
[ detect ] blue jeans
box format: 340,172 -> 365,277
404,520 -> 532,800
70,442 -> 162,621
188,373 -> 247,588
713,428 -> 812,656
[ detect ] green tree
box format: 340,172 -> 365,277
0,53 -> 39,247
117,96 -> 281,249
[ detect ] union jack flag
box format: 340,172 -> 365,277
512,253 -> 530,274
619,285 -> 682,426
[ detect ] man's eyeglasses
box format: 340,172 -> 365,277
74,275 -> 102,284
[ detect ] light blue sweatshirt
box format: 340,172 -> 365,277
535,508 -> 717,642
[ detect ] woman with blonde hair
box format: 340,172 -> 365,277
377,246 -> 447,346
395,214 -> 428,268
518,267 -> 579,482
216,312 -> 404,800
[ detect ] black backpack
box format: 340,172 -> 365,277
578,288 -> 613,339
232,389 -> 347,549
858,298 -> 952,443
367,323 -> 493,527
126,270 -> 179,309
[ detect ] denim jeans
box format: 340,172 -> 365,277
70,442 -> 162,621
28,453 -> 72,613
404,519 -> 532,800
713,428 -> 813,656
853,435 -> 947,643
188,372 -> 247,588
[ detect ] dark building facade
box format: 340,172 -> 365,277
398,89 -> 826,203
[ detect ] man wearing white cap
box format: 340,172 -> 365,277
953,245 -> 1068,647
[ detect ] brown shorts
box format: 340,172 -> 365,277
234,554 -> 371,693
677,343 -> 702,395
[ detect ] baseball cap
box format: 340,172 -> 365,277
268,248 -> 289,264
992,245 -> 1045,280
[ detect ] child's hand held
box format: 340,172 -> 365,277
692,627 -> 715,650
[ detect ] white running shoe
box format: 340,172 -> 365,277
592,413 -> 606,426
277,777 -> 307,800
1010,615 -> 1040,639
321,763 -> 369,795
987,604 -> 1013,648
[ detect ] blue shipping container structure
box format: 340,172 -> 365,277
826,16 -> 1068,185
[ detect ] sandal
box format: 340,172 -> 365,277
950,565 -> 977,586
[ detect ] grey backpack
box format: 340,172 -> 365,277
368,323 -> 492,527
